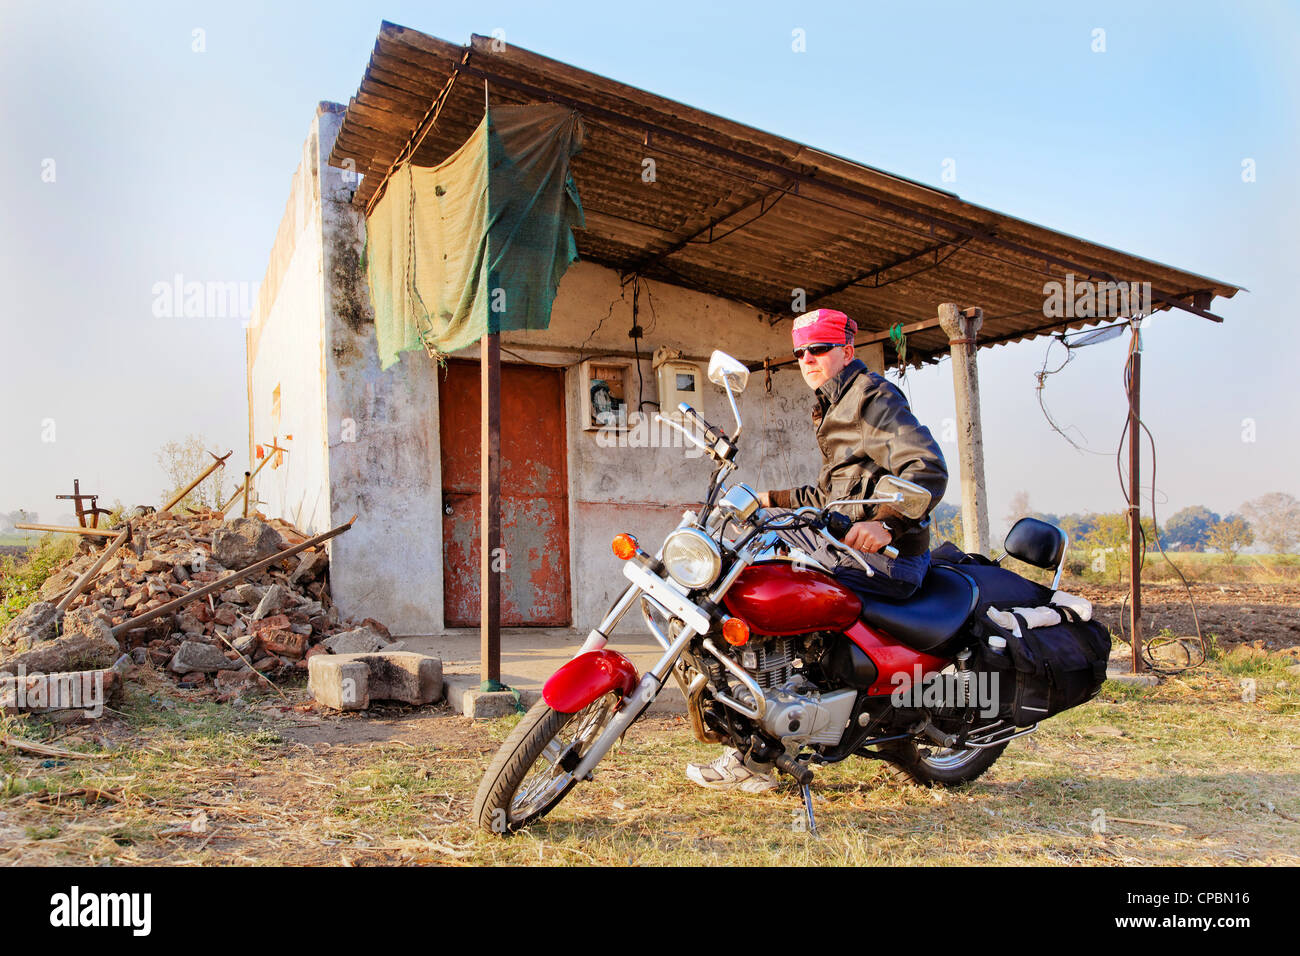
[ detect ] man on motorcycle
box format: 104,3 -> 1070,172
686,307 -> 949,791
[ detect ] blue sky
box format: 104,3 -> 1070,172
1,0 -> 1295,535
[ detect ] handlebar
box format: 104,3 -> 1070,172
824,509 -> 900,560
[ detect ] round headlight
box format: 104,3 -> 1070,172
661,528 -> 722,589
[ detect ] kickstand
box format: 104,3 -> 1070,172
801,783 -> 819,837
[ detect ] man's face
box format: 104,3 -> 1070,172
797,342 -> 853,390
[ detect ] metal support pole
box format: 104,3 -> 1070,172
1127,324 -> 1144,673
937,303 -> 990,556
480,331 -> 502,686
242,471 -> 252,518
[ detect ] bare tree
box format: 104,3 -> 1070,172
1005,490 -> 1032,530
1240,493 -> 1300,554
155,435 -> 231,512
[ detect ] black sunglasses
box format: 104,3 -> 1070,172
792,342 -> 843,361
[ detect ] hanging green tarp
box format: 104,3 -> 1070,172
365,104 -> 585,368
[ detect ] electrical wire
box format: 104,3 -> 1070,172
1111,330 -> 1206,674
577,285 -> 626,357
631,275 -> 649,413
1034,326 -> 1123,456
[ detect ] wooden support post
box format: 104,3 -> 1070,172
858,341 -> 887,375
937,303 -> 991,556
1127,324 -> 1144,673
481,331 -> 502,686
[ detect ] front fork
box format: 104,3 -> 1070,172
569,595 -> 698,781
568,526 -> 770,781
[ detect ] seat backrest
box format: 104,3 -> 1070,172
1003,517 -> 1067,571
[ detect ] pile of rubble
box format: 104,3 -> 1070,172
1,510 -> 397,707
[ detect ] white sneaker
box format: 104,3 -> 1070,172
685,748 -> 779,792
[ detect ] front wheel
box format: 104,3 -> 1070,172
879,739 -> 1008,787
473,692 -> 621,834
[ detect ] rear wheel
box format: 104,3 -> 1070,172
473,692 -> 621,834
880,739 -> 1007,787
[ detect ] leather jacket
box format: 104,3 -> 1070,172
767,359 -> 948,557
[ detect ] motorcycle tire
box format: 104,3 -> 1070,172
473,692 -> 620,835
879,739 -> 1008,788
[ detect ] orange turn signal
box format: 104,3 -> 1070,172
722,617 -> 750,647
611,533 -> 638,561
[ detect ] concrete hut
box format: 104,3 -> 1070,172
245,24 -> 1239,674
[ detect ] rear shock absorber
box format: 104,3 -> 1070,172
955,647 -> 974,707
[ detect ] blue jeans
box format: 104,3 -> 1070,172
832,548 -> 930,602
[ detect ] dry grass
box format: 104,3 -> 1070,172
1,653 -> 1297,867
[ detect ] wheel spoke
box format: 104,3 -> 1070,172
506,694 -> 620,824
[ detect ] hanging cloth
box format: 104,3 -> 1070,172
365,103 -> 585,368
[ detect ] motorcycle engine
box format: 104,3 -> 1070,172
724,637 -> 857,749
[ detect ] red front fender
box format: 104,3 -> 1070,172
543,650 -> 640,714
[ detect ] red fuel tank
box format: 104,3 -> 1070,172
723,562 -> 862,635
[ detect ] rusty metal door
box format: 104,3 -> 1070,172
440,360 -> 571,627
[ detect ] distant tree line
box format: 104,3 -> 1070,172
928,491 -> 1299,579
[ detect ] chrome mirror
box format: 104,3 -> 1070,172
707,351 -> 749,394
875,475 -> 932,520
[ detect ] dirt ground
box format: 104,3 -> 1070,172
2,585 -> 1298,866
1078,582 -> 1300,651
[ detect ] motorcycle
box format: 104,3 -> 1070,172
474,350 -> 1100,835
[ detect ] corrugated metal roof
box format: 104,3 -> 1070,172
328,22 -> 1241,365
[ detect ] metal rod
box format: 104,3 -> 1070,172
1128,325 -> 1144,673
110,515 -> 357,638
14,523 -> 119,539
218,441 -> 286,513
481,331 -> 502,685
242,471 -> 251,518
54,524 -> 132,615
162,451 -> 232,513
801,783 -> 818,837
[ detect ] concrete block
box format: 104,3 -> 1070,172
309,651 -> 442,711
308,656 -> 371,710
464,689 -> 524,719
442,675 -> 536,718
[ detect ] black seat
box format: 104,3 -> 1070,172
856,565 -> 979,654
